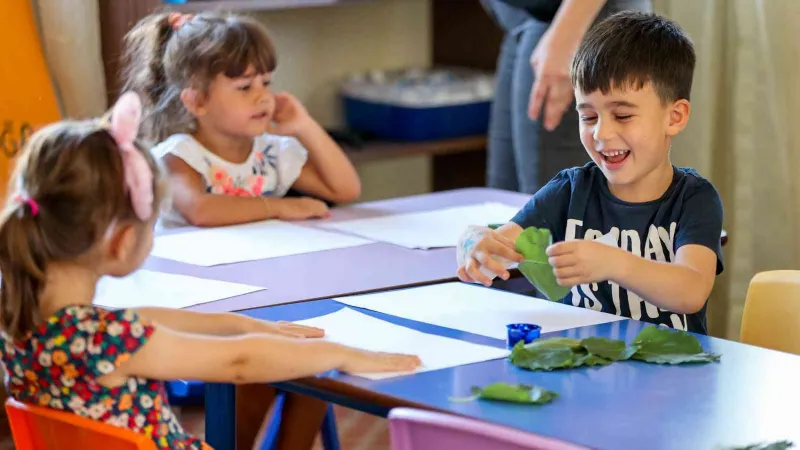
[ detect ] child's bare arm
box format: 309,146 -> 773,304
133,307 -> 323,338
163,155 -> 328,226
109,327 -> 420,384
548,241 -> 717,314
290,119 -> 361,204
608,245 -> 717,314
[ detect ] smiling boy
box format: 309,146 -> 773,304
457,11 -> 723,334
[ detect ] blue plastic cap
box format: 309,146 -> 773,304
506,323 -> 542,348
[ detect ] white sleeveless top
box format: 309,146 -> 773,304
151,133 -> 308,227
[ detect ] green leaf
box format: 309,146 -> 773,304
515,228 -> 570,301
469,382 -> 558,404
580,336 -> 636,361
487,223 -> 503,230
518,261 -> 570,301
510,338 -> 588,371
727,441 -> 794,450
630,326 -> 721,365
515,227 -> 552,263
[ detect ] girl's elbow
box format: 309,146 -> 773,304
330,182 -> 361,204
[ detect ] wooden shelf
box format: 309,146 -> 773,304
163,0 -> 372,13
343,135 -> 487,165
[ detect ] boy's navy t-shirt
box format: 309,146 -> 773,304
511,162 -> 724,334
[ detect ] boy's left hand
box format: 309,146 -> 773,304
547,240 -> 623,287
268,92 -> 314,137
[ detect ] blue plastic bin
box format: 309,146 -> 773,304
343,97 -> 491,142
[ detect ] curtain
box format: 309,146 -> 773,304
33,0 -> 107,118
654,0 -> 800,338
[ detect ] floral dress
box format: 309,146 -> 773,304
151,133 -> 308,227
0,305 -> 210,450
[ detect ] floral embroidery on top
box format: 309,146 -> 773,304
205,144 -> 278,197
0,306 -> 211,450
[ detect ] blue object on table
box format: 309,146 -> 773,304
505,323 -> 541,348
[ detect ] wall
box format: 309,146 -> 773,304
256,0 -> 433,201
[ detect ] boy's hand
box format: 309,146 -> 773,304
457,226 -> 524,287
268,92 -> 314,137
547,240 -> 623,286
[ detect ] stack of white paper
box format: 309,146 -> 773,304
335,282 -> 625,340
94,270 -> 264,309
295,308 -> 510,380
321,202 -> 521,249
151,220 -> 373,266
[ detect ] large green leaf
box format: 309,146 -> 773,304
510,343 -> 580,371
515,228 -> 570,301
580,336 -> 636,361
515,227 -> 552,263
509,329 -> 720,372
518,261 -> 570,301
629,326 -> 721,365
470,382 -> 558,404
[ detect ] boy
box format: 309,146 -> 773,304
457,11 -> 723,334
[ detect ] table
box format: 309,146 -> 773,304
144,187 -> 530,313
205,299 -> 800,450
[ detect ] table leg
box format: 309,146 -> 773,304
205,383 -> 236,450
235,385 -> 279,450
274,393 -> 329,450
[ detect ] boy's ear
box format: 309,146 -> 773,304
666,99 -> 691,136
180,87 -> 206,117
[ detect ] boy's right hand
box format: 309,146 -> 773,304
272,197 -> 330,220
340,347 -> 422,374
457,226 -> 524,286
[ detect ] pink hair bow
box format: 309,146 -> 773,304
109,92 -> 154,221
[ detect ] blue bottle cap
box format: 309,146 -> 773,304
506,323 -> 542,349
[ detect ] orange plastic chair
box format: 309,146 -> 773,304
6,397 -> 156,450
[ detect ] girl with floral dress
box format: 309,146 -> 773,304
123,12 -> 361,228
0,93 -> 419,449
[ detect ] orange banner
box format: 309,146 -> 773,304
0,0 -> 61,198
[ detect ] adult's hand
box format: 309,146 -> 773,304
528,31 -> 577,131
527,0 -> 608,131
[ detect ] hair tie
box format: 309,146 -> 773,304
13,194 -> 39,217
108,92 -> 154,221
167,12 -> 193,30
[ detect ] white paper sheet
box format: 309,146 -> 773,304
321,202 -> 521,249
151,220 -> 373,266
94,270 -> 264,309
295,308 -> 510,380
335,282 -> 625,340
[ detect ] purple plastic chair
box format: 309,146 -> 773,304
388,408 -> 588,450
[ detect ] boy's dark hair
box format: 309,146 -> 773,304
571,11 -> 696,103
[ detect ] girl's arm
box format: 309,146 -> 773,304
268,93 -> 360,204
133,307 -> 323,338
105,327 -> 420,385
290,119 -> 361,204
163,155 -> 329,226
